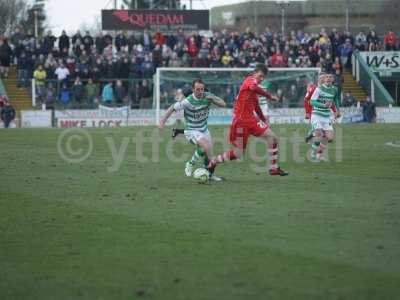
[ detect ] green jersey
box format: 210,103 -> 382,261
258,80 -> 273,106
173,92 -> 213,132
310,84 -> 340,118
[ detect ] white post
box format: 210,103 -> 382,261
34,10 -> 38,39
371,79 -> 375,103
356,59 -> 360,82
281,7 -> 285,38
32,78 -> 36,107
352,54 -> 356,76
155,68 -> 160,126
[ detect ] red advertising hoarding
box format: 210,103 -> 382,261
102,10 -> 209,31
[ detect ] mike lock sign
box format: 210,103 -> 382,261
102,10 -> 209,32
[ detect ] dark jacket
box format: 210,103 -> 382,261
1,105 -> 16,121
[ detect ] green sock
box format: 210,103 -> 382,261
312,141 -> 320,151
189,148 -> 204,165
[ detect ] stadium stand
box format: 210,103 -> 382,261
0,27 -> 398,109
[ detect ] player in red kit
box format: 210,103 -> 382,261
304,84 -> 317,120
304,82 -> 318,143
209,64 -> 289,176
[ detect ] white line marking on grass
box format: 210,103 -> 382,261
385,141 -> 400,148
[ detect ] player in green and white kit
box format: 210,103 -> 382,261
159,79 -> 227,181
309,73 -> 341,162
258,79 -> 273,117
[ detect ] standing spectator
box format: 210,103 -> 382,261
1,100 -> 16,128
83,31 -> 94,52
102,81 -> 114,105
141,29 -> 152,50
0,38 -> 12,78
342,91 -> 356,107
367,29 -> 380,51
128,57 -> 142,78
55,63 -> 70,85
269,49 -> 287,67
85,78 -> 99,108
95,32 -> 107,54
114,79 -> 126,106
139,79 -> 152,109
221,50 -> 233,67
128,82 -> 140,109
59,83 -> 71,106
363,96 -> 376,123
339,39 -> 353,71
0,95 -> 7,108
72,77 -> 85,107
42,30 -> 57,55
384,29 -> 398,51
33,64 -> 47,103
58,30 -> 70,53
115,31 -> 127,52
119,57 -> 130,78
187,36 -> 199,59
72,30 -> 83,46
45,83 -> 56,106
141,55 -> 154,78
17,52 -> 30,88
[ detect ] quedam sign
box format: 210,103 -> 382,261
102,10 -> 209,31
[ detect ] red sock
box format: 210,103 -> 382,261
317,143 -> 326,155
215,150 -> 237,164
268,143 -> 278,170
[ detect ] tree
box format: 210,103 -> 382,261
0,0 -> 29,36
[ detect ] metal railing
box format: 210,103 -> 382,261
352,51 -> 394,106
31,78 -> 154,110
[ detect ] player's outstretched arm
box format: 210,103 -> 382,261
159,105 -> 175,130
206,95 -> 227,107
249,81 -> 280,101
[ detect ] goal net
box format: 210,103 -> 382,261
154,67 -> 321,124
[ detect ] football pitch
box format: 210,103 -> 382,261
1,124 -> 399,299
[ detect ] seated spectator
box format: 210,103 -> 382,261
102,81 -> 114,106
342,91 -> 357,107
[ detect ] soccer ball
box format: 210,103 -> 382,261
193,168 -> 210,183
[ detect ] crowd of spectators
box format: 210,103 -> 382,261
0,26 -> 398,109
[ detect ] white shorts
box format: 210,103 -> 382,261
311,114 -> 333,131
184,129 -> 212,145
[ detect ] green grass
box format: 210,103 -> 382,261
1,124 -> 400,300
